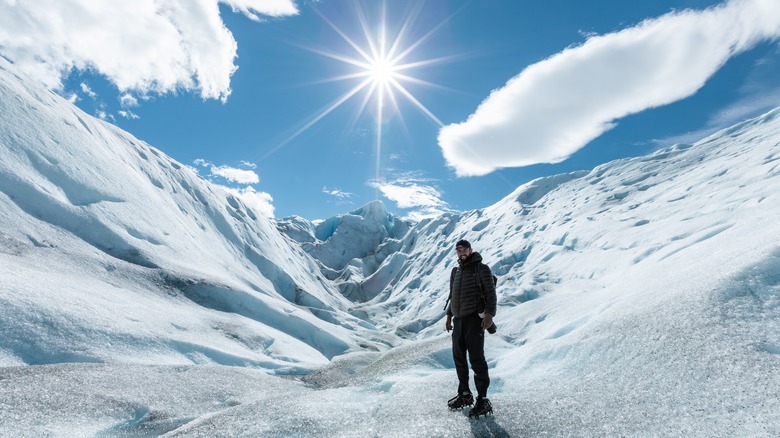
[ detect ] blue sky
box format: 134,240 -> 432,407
2,0 -> 780,220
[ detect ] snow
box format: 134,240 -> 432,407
1,56 -> 779,436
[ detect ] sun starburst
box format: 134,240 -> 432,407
264,1 -> 458,182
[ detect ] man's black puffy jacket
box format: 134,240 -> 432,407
447,252 -> 497,318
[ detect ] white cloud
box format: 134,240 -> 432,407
369,179 -> 451,221
211,165 -> 260,184
194,159 -> 260,184
322,186 -> 355,200
240,160 -> 257,169
222,0 -> 297,21
118,110 -> 140,120
80,83 -> 97,99
192,158 -> 274,216
225,186 -> 275,218
0,0 -> 298,101
193,159 -> 214,168
120,93 -> 139,108
438,0 -> 780,176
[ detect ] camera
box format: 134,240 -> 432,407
479,311 -> 497,334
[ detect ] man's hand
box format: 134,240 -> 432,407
446,315 -> 453,332
481,313 -> 493,330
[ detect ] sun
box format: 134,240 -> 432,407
264,1 -> 456,180
368,57 -> 396,87
315,1 -> 449,126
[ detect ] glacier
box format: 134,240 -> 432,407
1,55 -> 779,437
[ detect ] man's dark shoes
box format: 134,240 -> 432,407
468,397 -> 493,418
447,392 -> 474,410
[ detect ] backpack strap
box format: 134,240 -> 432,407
444,266 -> 457,311
475,264 -> 485,305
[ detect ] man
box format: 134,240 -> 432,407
445,239 -> 497,418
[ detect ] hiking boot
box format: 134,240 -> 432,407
468,397 -> 493,418
447,392 -> 474,410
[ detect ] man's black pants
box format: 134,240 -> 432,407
452,312 -> 490,397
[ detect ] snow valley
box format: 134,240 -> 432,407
1,55 -> 779,437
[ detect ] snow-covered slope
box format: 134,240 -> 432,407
0,56 -> 393,372
360,110 -> 780,341
1,52 -> 779,436
347,106 -> 780,435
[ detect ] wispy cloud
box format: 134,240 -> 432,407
438,0 -> 780,176
0,0 -> 298,101
654,87 -> 780,147
192,159 -> 274,216
240,160 -> 257,169
118,110 -> 140,120
97,110 -> 113,122
193,159 -> 213,168
224,186 -> 275,218
323,187 -> 356,201
655,49 -> 780,146
120,93 -> 139,108
118,92 -> 141,119
210,165 -> 260,185
80,83 -> 97,99
708,57 -> 780,128
369,177 -> 452,221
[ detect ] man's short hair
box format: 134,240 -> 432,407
456,239 -> 471,249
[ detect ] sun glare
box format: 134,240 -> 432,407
368,57 -> 396,86
264,1 -> 457,181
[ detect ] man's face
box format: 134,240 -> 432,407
456,245 -> 472,261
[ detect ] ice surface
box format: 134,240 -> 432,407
1,56 -> 779,436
